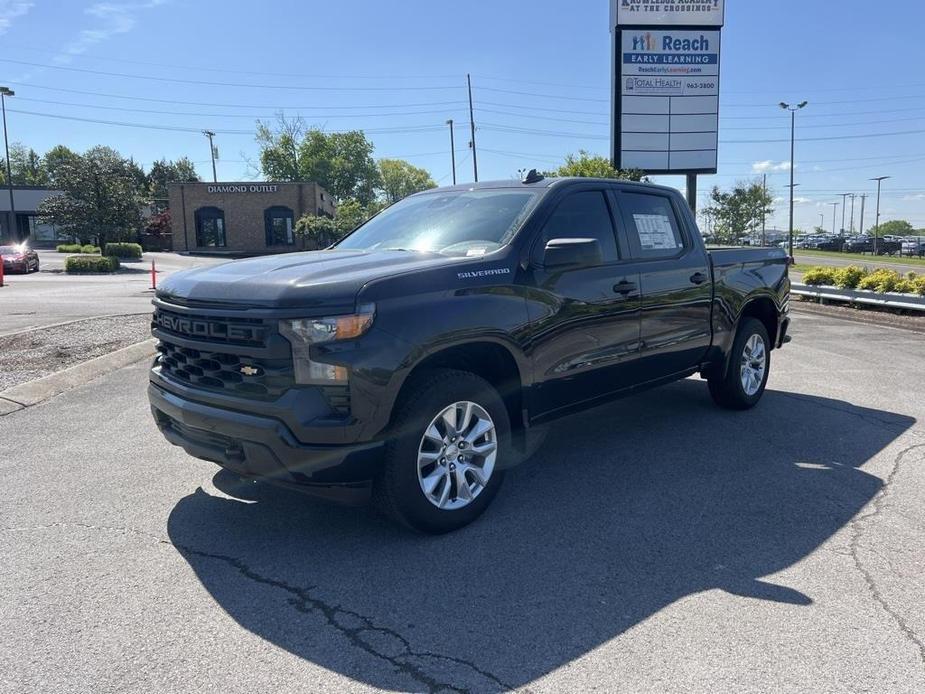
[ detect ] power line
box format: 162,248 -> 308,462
13,96 -> 470,121
0,58 -> 464,92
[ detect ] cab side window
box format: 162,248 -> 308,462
538,191 -> 619,264
618,192 -> 687,260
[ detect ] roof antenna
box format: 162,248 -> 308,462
522,168 -> 544,184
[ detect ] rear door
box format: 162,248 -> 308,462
525,187 -> 643,419
614,189 -> 713,381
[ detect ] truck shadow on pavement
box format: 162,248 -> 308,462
166,379 -> 914,691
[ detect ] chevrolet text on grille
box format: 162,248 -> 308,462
155,312 -> 262,342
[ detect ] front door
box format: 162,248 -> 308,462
524,188 -> 643,419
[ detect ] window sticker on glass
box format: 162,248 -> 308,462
633,214 -> 679,250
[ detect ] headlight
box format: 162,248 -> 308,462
279,303 -> 375,384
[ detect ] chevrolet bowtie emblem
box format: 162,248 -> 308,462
240,365 -> 262,377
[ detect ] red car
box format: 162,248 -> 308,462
0,244 -> 40,273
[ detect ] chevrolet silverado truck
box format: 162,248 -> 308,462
149,175 -> 790,533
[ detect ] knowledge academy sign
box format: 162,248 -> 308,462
617,0 -> 725,27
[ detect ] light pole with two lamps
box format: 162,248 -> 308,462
780,100 -> 808,260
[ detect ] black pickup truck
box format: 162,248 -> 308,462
149,176 -> 790,533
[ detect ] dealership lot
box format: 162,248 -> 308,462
1,311 -> 923,693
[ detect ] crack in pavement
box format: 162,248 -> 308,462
1,520 -> 512,693
847,443 -> 925,666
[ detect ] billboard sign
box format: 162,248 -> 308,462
615,0 -> 725,27
612,4 -> 723,174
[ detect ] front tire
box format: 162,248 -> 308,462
375,369 -> 509,534
708,317 -> 770,410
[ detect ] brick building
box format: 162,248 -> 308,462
167,181 -> 336,255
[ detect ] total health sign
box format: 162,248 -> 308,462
611,1 -> 724,174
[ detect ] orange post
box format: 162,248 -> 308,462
150,259 -> 156,290
0,253 -> 5,287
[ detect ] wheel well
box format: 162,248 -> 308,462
740,297 -> 778,347
397,342 -> 524,433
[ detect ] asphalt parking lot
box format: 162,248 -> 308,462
0,251 -> 226,335
1,311 -> 924,693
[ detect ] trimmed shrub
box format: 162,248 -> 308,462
56,244 -> 83,253
81,245 -> 101,254
104,242 -> 143,259
893,279 -> 916,294
858,268 -> 901,293
65,255 -> 120,273
912,277 -> 925,296
833,265 -> 868,289
801,266 -> 836,286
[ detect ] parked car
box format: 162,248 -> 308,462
0,244 -> 39,273
902,238 -> 925,257
816,237 -> 846,252
148,175 -> 791,533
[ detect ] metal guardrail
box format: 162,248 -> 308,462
792,283 -> 925,312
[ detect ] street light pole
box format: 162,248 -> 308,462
859,194 -> 867,235
780,101 -> 808,260
828,202 -> 839,236
202,130 -> 217,183
870,176 -> 890,255
0,87 -> 16,243
445,119 -> 456,186
818,212 -> 824,230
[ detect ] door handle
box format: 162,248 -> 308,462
613,280 -> 637,295
690,272 -> 708,285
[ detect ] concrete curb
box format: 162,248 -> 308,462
0,338 -> 157,416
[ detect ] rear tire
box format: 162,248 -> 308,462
708,317 -> 770,410
374,369 -> 509,534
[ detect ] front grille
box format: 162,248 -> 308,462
152,308 -> 267,347
156,341 -> 293,399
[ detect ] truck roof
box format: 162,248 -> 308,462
430,176 -> 680,196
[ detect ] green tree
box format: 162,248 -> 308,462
294,214 -> 341,250
256,115 -> 382,205
873,219 -> 914,237
43,145 -> 81,188
544,150 -> 645,181
0,143 -> 49,185
377,158 -> 436,204
704,180 -> 775,244
147,157 -> 200,201
37,146 -> 144,247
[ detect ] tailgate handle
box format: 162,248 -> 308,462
690,272 -> 708,285
613,280 -> 637,295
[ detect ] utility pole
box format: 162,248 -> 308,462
0,87 -> 16,242
761,173 -> 767,246
848,193 -> 856,234
780,101 -> 808,259
858,193 -> 867,235
467,74 -> 478,183
840,192 -> 849,233
445,119 -> 456,185
870,176 -> 890,255
818,212 -> 824,231
203,130 -> 217,183
828,202 -> 839,236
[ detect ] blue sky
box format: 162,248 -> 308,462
1,0 -> 924,232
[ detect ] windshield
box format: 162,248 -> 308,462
336,189 -> 539,256
0,245 -> 23,254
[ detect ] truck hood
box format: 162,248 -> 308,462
157,249 -> 460,312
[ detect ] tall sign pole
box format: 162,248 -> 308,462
611,1 -> 725,215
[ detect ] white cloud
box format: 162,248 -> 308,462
56,0 -> 169,62
773,195 -> 811,204
902,193 -> 925,201
0,1 -> 33,35
752,160 -> 793,174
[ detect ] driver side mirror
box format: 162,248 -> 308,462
542,238 -> 603,269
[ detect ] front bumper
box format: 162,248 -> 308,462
149,382 -> 382,504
